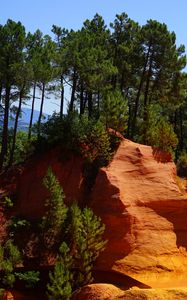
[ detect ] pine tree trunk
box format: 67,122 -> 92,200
0,85 -> 10,170
83,91 -> 88,114
38,82 -> 45,137
9,89 -> 23,166
179,107 -> 184,150
88,92 -> 92,118
80,84 -> 84,115
0,84 -> 2,103
131,44 -> 151,139
69,68 -> 77,113
97,91 -> 100,111
143,50 -> 154,123
28,82 -> 36,140
120,71 -> 125,93
173,110 -> 177,134
60,75 -> 64,119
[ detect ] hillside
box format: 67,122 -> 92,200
91,138 -> 187,288
1,136 -> 187,297
0,108 -> 49,131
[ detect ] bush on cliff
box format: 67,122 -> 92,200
42,168 -> 107,300
37,112 -> 118,166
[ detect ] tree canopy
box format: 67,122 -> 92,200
0,13 -> 187,170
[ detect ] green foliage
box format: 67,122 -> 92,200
155,119 -> 178,153
8,216 -> 30,239
0,289 -> 4,297
100,89 -> 128,133
74,205 -> 106,286
177,152 -> 187,177
0,13 -> 186,170
139,105 -> 178,154
47,242 -> 73,300
0,240 -> 22,288
15,271 -> 40,288
11,131 -> 36,164
2,130 -> 36,167
80,118 -> 111,164
43,168 -> 67,228
42,169 -> 106,299
41,168 -> 68,250
146,118 -> 178,155
39,113 -> 112,165
0,196 -> 14,209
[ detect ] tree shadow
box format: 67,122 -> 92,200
148,200 -> 187,250
89,169 -> 134,270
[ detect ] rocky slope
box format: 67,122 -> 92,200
90,138 -> 187,287
71,284 -> 187,300
1,138 -> 187,290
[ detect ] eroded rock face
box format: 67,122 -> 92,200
1,139 -> 187,288
112,288 -> 187,300
71,283 -> 122,300
71,284 -> 187,300
14,148 -> 85,218
90,139 -> 187,287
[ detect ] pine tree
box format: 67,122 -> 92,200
42,168 -> 68,250
26,29 -> 44,140
100,89 -> 128,132
52,25 -> 69,119
42,170 -> 107,298
47,242 -> 73,300
0,19 -> 26,170
0,240 -> 22,288
77,207 -> 107,285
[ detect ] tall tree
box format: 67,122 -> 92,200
130,20 -> 186,140
8,61 -> 32,166
0,20 -> 26,170
52,25 -> 69,119
26,29 -> 44,140
37,35 -> 56,137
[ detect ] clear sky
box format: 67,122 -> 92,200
1,0 -> 187,114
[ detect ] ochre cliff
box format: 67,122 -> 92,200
71,284 -> 187,300
1,139 -> 187,289
90,138 -> 187,287
11,148 -> 85,218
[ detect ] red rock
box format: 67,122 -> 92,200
1,139 -> 187,288
112,287 -> 187,299
14,148 -> 84,218
71,283 -> 122,300
91,139 -> 187,287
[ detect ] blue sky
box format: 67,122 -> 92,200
1,0 -> 187,114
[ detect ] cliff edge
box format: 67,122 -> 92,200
91,138 -> 187,287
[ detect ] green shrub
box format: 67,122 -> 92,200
0,240 -> 22,288
41,168 -> 68,251
0,197 -> 14,209
47,242 -> 73,300
139,105 -> 178,155
43,169 -> 107,299
100,89 -> 128,133
38,113 -> 112,166
15,271 -> 40,288
6,130 -> 37,166
8,217 -> 30,239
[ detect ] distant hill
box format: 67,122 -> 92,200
0,108 -> 49,131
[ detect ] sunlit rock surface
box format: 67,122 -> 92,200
71,283 -> 122,300
1,138 -> 187,288
71,285 -> 187,300
90,138 -> 187,287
